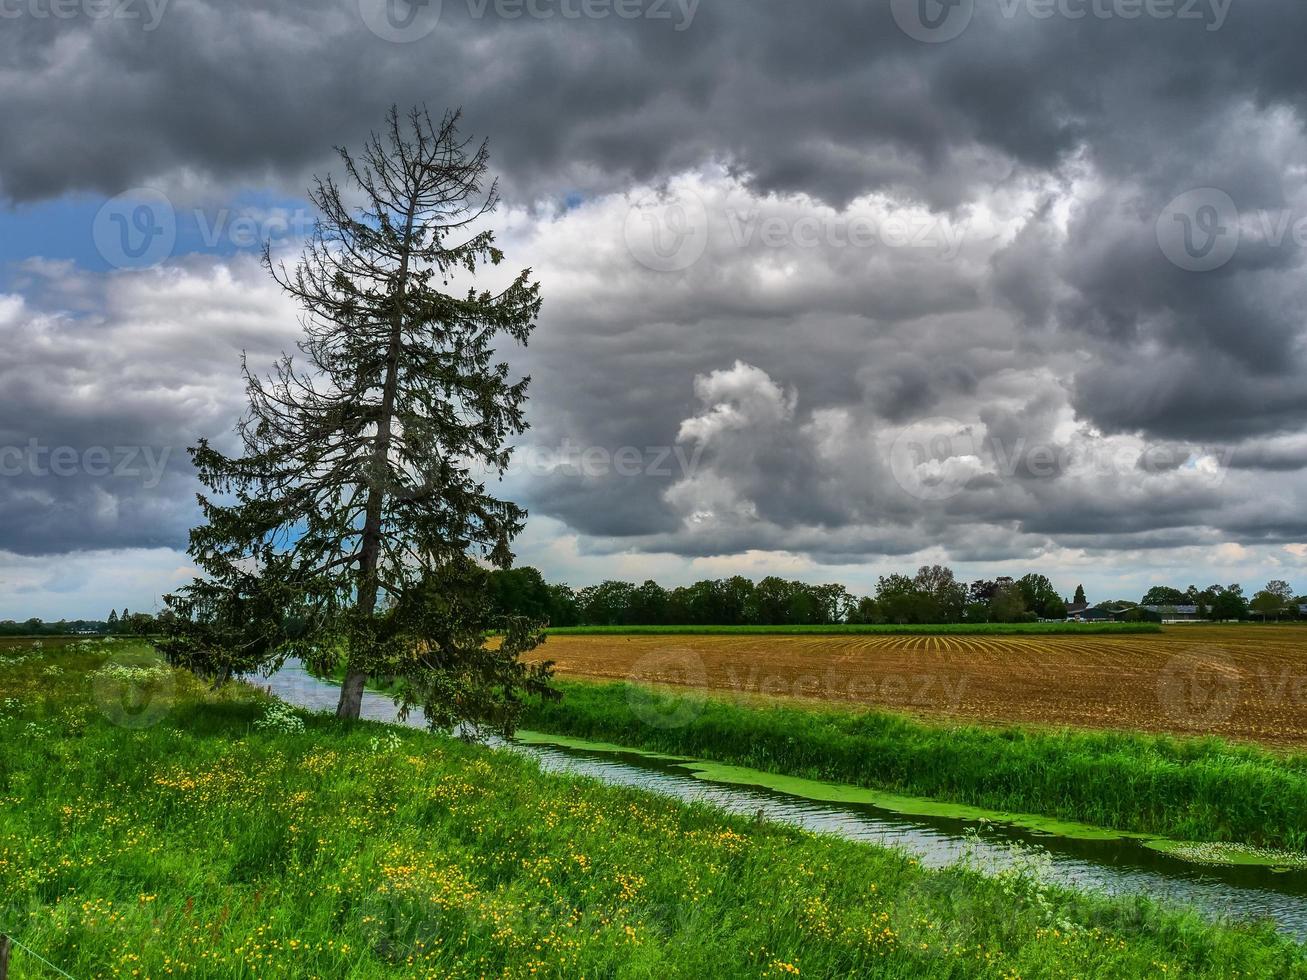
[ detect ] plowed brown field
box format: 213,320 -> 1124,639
528,625 -> 1307,747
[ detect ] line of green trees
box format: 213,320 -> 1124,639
0,618 -> 108,637
9,575 -> 1300,640
1140,581 -> 1307,621
485,570 -> 1307,628
105,608 -> 160,635
486,566 -> 1085,627
0,610 -> 160,637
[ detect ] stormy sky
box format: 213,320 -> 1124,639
5,0 -> 1307,618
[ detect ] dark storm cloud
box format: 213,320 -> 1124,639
0,257 -> 298,556
0,0 -> 1302,207
7,0 -> 1307,568
1225,438 -> 1307,472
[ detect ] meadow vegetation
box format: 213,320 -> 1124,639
2,638 -> 1306,977
523,680 -> 1307,851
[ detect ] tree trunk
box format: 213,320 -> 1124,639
337,669 -> 368,717
338,202 -> 417,720
209,663 -> 231,691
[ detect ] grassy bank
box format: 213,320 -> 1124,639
523,681 -> 1307,851
2,639 -> 1305,977
544,622 -> 1162,636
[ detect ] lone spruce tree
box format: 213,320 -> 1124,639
183,106 -> 554,726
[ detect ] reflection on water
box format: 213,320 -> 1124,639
255,660 -> 1307,941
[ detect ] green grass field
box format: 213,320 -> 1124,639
2,638 -> 1305,978
543,622 -> 1162,636
524,680 -> 1307,851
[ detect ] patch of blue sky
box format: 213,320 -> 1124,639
0,189 -> 313,287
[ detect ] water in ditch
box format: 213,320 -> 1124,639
255,659 -> 1307,941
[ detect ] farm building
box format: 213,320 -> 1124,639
1140,604 -> 1203,623
1071,604 -> 1124,622
1068,603 -> 1161,623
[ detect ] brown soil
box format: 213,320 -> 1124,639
527,625 -> 1307,748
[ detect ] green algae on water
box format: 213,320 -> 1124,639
1144,840 -> 1307,870
516,730 -> 1307,865
514,729 -> 688,762
515,730 -> 1151,842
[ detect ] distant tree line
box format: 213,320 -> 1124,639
106,608 -> 161,635
1139,581 -> 1307,621
0,618 -> 109,637
486,569 -> 1307,627
485,566 -> 1089,627
9,576 -> 1301,638
485,568 -> 850,627
0,610 -> 161,637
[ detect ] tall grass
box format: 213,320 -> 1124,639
524,681 -> 1307,850
545,622 -> 1162,636
2,639 -> 1305,976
